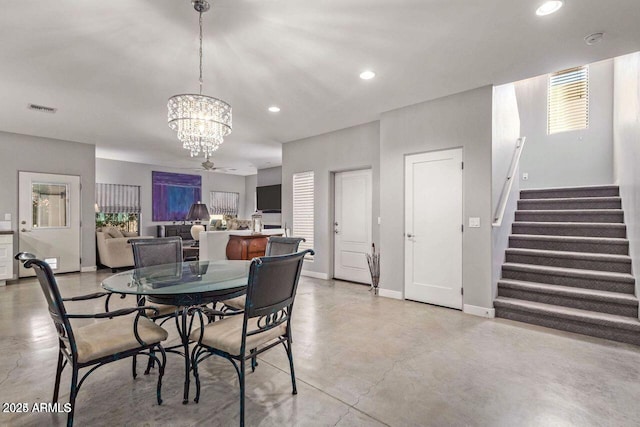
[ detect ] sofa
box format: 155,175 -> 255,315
96,227 -> 153,270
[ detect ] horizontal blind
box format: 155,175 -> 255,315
96,183 -> 141,214
548,66 -> 589,134
293,171 -> 314,258
210,191 -> 239,216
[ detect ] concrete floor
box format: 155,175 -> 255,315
1,271 -> 640,426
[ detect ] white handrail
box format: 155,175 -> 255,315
492,137 -> 526,227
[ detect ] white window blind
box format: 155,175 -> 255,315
548,65 -> 589,135
210,191 -> 239,216
293,171 -> 314,258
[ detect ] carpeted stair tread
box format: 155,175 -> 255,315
515,209 -> 624,223
498,279 -> 639,306
509,234 -> 628,245
505,248 -> 631,273
502,263 -> 635,283
506,248 -> 631,263
518,196 -> 621,210
512,222 -> 626,238
520,185 -> 620,200
494,297 -> 640,332
508,234 -> 629,255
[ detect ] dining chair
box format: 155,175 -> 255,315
189,249 -> 314,427
222,237 -> 305,311
15,253 -> 168,427
129,237 -> 184,374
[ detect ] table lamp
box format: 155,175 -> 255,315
186,202 -> 210,245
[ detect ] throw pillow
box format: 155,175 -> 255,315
122,231 -> 138,237
106,227 -> 125,238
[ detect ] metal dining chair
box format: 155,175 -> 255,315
189,249 -> 314,427
15,253 -> 167,427
221,237 -> 306,311
129,237 -> 184,374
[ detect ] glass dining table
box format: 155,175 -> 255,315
102,259 -> 251,403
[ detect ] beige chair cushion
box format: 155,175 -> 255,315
190,315 -> 287,356
222,295 -> 246,310
74,316 -> 168,363
150,303 -> 181,317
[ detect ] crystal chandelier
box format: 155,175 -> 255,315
168,0 -> 232,157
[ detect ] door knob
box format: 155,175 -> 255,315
406,233 -> 414,238
21,228 -> 30,232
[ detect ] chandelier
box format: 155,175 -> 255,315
168,0 -> 232,157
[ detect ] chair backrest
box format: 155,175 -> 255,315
242,249 -> 314,346
129,237 -> 183,268
265,237 -> 306,256
15,253 -> 77,356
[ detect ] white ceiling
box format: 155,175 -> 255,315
1,0 -> 639,175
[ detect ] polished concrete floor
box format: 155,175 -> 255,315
1,271 -> 640,426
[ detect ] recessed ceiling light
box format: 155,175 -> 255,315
268,106 -> 281,113
359,70 -> 376,80
536,1 -> 563,16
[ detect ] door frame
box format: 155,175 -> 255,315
330,166 -> 374,281
332,168 -> 373,284
403,147 -> 464,307
18,170 -> 83,276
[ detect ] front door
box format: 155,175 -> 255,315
404,149 -> 463,309
334,169 -> 372,284
18,172 -> 81,277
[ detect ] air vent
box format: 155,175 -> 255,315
28,104 -> 57,114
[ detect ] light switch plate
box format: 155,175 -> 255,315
522,172 -> 529,181
469,217 -> 481,228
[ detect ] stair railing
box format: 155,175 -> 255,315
493,137 -> 526,227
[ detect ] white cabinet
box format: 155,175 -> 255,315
0,234 -> 14,285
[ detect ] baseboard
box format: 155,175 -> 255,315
463,304 -> 495,318
378,288 -> 403,300
81,266 -> 97,273
301,270 -> 330,280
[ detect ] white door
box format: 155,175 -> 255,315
404,149 -> 463,309
334,169 -> 372,284
18,172 -> 81,277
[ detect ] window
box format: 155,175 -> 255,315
210,191 -> 239,216
548,65 -> 589,134
293,171 -> 314,258
95,183 -> 141,233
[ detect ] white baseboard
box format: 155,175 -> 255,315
301,270 -> 330,280
81,266 -> 97,273
378,288 -> 403,300
463,304 -> 495,318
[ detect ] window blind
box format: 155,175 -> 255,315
95,183 -> 141,214
210,191 -> 239,216
293,171 -> 314,258
548,65 -> 589,135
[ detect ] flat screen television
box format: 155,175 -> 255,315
256,184 -> 281,212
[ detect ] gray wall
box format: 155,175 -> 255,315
257,166 -> 282,187
0,131 -> 96,272
282,122 -> 380,277
96,158 -> 247,237
379,86 -> 494,309
515,59 -> 614,189
491,84 -> 522,300
613,52 -> 640,298
244,174 -> 257,218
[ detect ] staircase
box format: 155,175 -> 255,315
494,185 -> 640,345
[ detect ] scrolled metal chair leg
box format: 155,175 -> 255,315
53,350 -> 64,403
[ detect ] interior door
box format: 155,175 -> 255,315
18,172 -> 81,277
334,169 -> 372,284
404,149 -> 463,309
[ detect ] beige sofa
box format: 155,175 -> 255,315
96,228 -> 153,270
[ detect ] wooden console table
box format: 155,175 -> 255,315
225,233 -> 282,260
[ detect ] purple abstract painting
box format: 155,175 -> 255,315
152,171 -> 202,221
